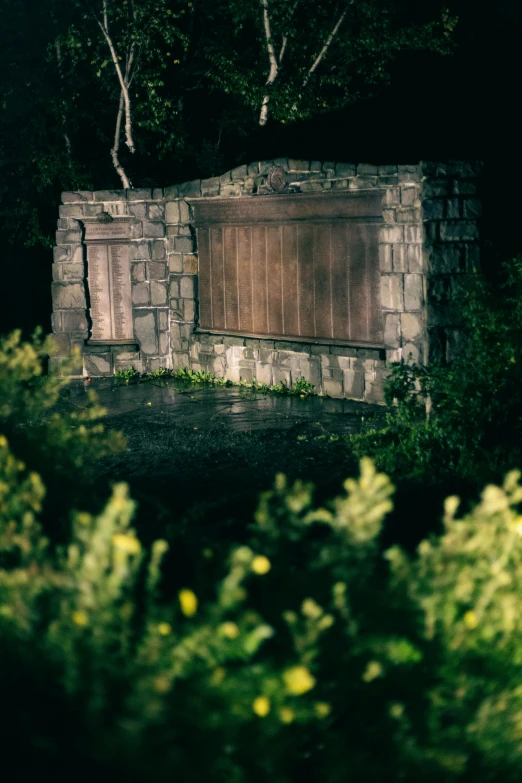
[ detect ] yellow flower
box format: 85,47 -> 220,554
112,534 -> 141,555
389,702 -> 404,719
219,622 -> 240,639
283,665 -> 316,696
157,622 -> 172,636
179,588 -> 198,617
72,610 -> 89,627
463,610 -> 479,629
154,675 -> 171,694
252,696 -> 270,717
211,667 -> 226,686
301,598 -> 323,619
251,555 -> 271,575
362,661 -> 383,683
0,435 -> 8,448
314,702 -> 331,718
278,706 -> 295,724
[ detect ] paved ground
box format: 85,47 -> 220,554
58,379 -> 388,588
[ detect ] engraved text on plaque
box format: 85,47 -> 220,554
85,221 -> 134,343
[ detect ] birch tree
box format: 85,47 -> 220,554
206,0 -> 458,126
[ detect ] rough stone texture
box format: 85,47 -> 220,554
52,158 -> 481,395
135,311 -> 158,355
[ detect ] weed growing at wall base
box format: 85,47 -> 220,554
114,366 -> 317,397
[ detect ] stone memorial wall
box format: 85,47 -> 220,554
51,159 -> 482,402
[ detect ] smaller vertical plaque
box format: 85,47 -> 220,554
84,220 -> 134,343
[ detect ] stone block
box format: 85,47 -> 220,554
405,225 -> 422,243
152,188 -> 163,200
127,189 -> 152,201
129,222 -> 143,239
169,254 -> 183,273
225,366 -> 241,383
164,185 -> 179,200
132,281 -> 150,304
332,179 -> 348,189
52,283 -> 85,309
220,184 -> 243,197
273,158 -> 289,170
299,357 -> 321,388
422,179 -> 450,198
404,274 -> 423,311
84,353 -> 112,376
135,311 -> 158,354
94,190 -> 126,201
183,255 -> 198,274
288,160 -> 310,172
452,179 -> 478,196
174,237 -> 193,253
384,313 -> 400,348
166,201 -> 180,223
178,180 -> 202,198
323,377 -> 343,398
158,310 -> 168,331
380,275 -> 404,311
129,240 -> 151,261
330,346 -> 357,357
407,244 -> 423,273
335,163 -> 356,177
386,348 -> 402,363
401,313 -> 423,342
392,245 -> 406,273
53,246 -> 70,262
384,187 -> 400,206
379,244 -> 392,272
56,229 -> 82,244
172,351 -> 190,370
151,281 -> 167,305
151,240 -> 166,260
350,176 -> 378,188
381,225 -> 403,244
61,191 -> 94,203
59,204 -> 84,218
446,198 -> 460,219
463,198 -> 481,218
378,165 -> 398,175
128,203 -> 147,219
422,199 -> 445,220
299,181 -> 326,192
272,366 -> 291,387
169,279 -> 180,298
402,342 -> 421,364
439,221 -> 479,242
159,331 -> 169,354
180,276 -> 194,298
59,263 -> 84,282
231,164 -> 248,178
148,204 -> 165,220
464,244 -> 480,272
142,221 -> 165,238
60,311 -> 88,332
147,261 -> 167,280
426,244 -> 462,273
401,186 -> 420,205
183,299 -> 195,321
357,163 -> 378,175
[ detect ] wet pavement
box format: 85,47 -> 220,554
57,379 -> 388,566
60,377 -> 384,436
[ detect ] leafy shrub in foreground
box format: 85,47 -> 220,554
3,426 -> 522,781
0,329 -> 125,538
350,257 -> 522,487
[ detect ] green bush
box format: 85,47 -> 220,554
350,256 -> 522,488
3,427 -> 522,780
0,329 -> 125,539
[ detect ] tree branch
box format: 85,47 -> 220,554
278,0 -> 299,64
88,0 -> 136,153
259,0 -> 279,126
301,2 -> 351,90
111,90 -> 131,188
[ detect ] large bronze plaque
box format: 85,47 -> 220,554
191,191 -> 384,347
84,220 -> 133,343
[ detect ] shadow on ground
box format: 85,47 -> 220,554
58,379 -> 387,589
